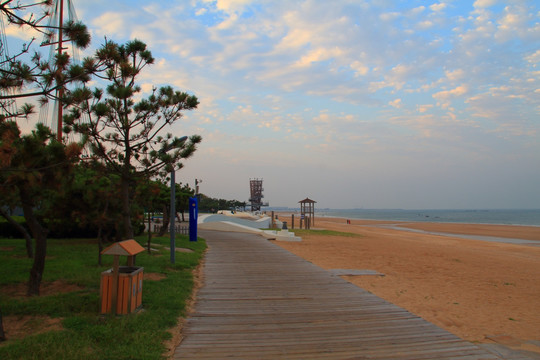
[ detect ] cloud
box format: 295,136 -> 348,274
380,12 -> 400,21
417,104 -> 434,113
389,98 -> 402,108
205,0 -> 254,14
295,47 -> 345,68
445,69 -> 465,82
351,61 -> 369,76
4,23 -> 38,41
195,8 -> 208,16
417,20 -> 434,29
433,85 -> 468,101
430,3 -> 447,12
473,0 -> 498,9
92,12 -> 131,38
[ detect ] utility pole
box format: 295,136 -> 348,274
169,168 -> 175,264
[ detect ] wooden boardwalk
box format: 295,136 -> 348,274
173,230 -> 500,359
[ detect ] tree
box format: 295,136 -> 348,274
198,194 -> 246,213
65,39 -> 202,239
1,0 -> 93,121
0,0 -> 96,299
0,120 -> 81,295
177,182 -> 195,221
63,161 -> 124,264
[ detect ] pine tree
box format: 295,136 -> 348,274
1,0 -> 91,298
0,121 -> 81,295
65,39 -> 202,239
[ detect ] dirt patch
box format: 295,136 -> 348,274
144,272 -> 167,281
1,315 -> 63,343
1,280 -> 84,298
0,246 -> 16,251
175,247 -> 194,253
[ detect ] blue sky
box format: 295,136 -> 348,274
8,0 -> 540,209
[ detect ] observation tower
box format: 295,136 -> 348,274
249,178 -> 268,211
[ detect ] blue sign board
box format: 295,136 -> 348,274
189,197 -> 198,242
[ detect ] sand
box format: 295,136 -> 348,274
273,214 -> 540,354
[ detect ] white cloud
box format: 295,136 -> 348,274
380,12 -> 400,21
430,3 -> 447,12
389,98 -> 402,108
495,4 -> 536,42
207,0 -> 253,14
295,47 -> 345,68
433,85 -> 468,100
4,23 -> 38,41
92,12 -> 130,37
445,69 -> 465,82
195,8 -> 208,16
473,0 -> 498,9
417,104 -> 434,113
418,20 -> 434,29
525,49 -> 540,65
410,6 -> 426,16
351,61 -> 369,76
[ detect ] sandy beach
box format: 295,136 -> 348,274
273,214 -> 540,355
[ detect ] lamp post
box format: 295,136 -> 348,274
169,168 -> 176,264
161,136 -> 188,264
195,179 -> 202,196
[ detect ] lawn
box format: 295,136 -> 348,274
0,233 -> 206,360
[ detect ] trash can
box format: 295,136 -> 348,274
100,266 -> 143,314
100,239 -> 145,315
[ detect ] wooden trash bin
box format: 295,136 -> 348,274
100,239 -> 145,315
100,266 -> 143,314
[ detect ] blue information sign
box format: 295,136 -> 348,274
189,197 -> 198,242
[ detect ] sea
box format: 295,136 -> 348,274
312,209 -> 540,227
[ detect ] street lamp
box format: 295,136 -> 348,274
161,136 -> 188,264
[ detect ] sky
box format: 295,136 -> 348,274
7,0 -> 540,209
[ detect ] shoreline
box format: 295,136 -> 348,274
274,212 -> 540,241
273,215 -> 540,354
319,215 -> 540,228
271,209 -> 540,227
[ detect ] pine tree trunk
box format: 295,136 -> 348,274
0,207 -> 33,258
97,225 -> 103,266
19,190 -> 48,296
120,178 -> 134,239
97,199 -> 109,266
147,211 -> 152,253
27,232 -> 47,296
0,307 -> 5,341
158,204 -> 169,237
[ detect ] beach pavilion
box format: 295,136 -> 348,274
299,197 -> 316,229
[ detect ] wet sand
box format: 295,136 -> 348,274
273,214 -> 540,354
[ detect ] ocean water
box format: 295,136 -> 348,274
315,209 -> 540,226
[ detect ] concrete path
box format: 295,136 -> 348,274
173,230 -> 514,359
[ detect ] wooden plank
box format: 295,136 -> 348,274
173,230 -> 501,359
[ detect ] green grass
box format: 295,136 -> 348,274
0,234 -> 206,360
286,228 -> 363,238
